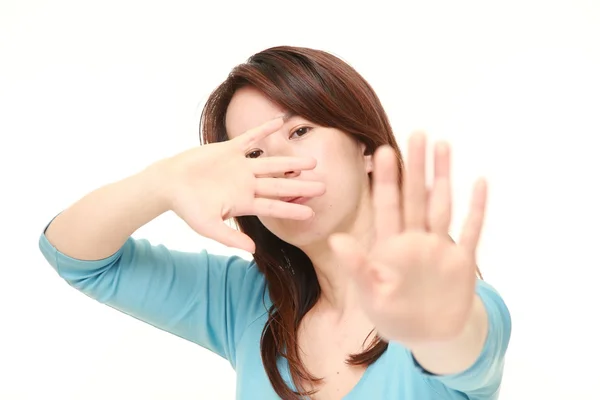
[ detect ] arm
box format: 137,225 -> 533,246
410,292 -> 488,376
407,280 -> 511,398
44,163 -> 169,261
39,165 -> 260,363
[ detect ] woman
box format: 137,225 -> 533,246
39,46 -> 511,399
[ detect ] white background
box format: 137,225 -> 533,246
1,0 -> 599,399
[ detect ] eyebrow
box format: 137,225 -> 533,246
280,111 -> 296,123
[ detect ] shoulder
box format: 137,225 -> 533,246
212,252 -> 272,328
233,256 -> 271,310
475,279 -> 511,338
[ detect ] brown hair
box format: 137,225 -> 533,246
200,46 -> 480,399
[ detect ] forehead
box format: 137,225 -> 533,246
225,86 -> 289,139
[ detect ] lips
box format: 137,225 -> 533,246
282,197 -> 309,204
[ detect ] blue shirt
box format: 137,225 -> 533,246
39,227 -> 511,399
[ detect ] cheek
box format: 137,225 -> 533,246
255,216 -> 278,236
317,150 -> 366,190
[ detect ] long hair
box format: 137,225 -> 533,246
200,46 -> 481,399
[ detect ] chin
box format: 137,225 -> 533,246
262,213 -> 333,249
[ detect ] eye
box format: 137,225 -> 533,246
290,126 -> 312,139
245,149 -> 263,158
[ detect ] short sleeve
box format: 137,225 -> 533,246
38,223 -> 265,366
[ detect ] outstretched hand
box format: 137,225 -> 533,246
329,132 -> 487,346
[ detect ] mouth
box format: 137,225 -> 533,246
282,197 -> 310,204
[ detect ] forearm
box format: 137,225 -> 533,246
45,163 -> 170,261
408,294 -> 489,376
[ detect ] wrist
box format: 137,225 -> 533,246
135,160 -> 173,215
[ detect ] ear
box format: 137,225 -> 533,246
360,143 -> 373,173
365,154 -> 373,173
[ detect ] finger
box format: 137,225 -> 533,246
250,156 -> 317,176
403,132 -> 428,230
235,117 -> 284,149
328,234 -> 375,294
434,141 -> 451,180
428,142 -> 452,234
250,198 -> 315,220
372,145 -> 402,240
458,178 -> 488,254
428,178 -> 451,234
195,218 -> 257,253
254,178 -> 326,199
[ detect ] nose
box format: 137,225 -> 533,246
262,136 -> 302,179
270,168 -> 300,179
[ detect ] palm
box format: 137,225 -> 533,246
329,133 -> 487,344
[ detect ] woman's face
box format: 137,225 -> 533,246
225,86 -> 373,248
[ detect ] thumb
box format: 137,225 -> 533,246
192,217 -> 256,254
